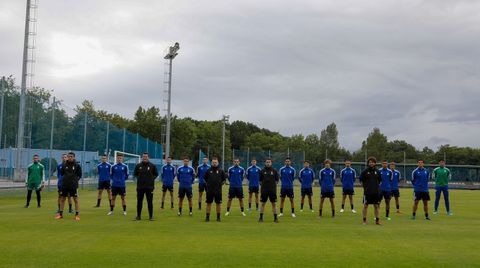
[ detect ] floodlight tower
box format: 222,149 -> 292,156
163,42 -> 180,160
221,114 -> 230,170
16,0 -> 38,180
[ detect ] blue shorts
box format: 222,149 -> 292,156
249,186 -> 259,193
343,189 -> 355,195
380,190 -> 392,200
162,184 -> 174,192
280,188 -> 294,198
301,188 -> 313,197
228,187 -> 244,199
198,183 -> 206,193
178,187 -> 193,199
112,186 -> 126,196
391,189 -> 400,198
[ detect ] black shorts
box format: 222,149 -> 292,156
206,192 -> 222,204
414,191 -> 430,201
301,188 -> 313,197
343,189 -> 355,196
178,187 -> 193,199
162,184 -> 174,192
321,191 -> 335,199
261,191 -> 277,203
380,190 -> 392,201
280,188 -> 294,198
198,183 -> 206,193
249,186 -> 259,194
98,180 -> 111,190
363,194 -> 380,205
228,187 -> 244,199
112,187 -> 126,196
391,189 -> 400,197
60,187 -> 78,198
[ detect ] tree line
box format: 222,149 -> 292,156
1,75 -> 480,165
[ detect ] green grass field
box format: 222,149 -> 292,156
0,184 -> 479,268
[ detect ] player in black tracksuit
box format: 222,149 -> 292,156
259,158 -> 279,223
204,157 -> 226,222
57,152 -> 82,220
359,157 -> 382,225
133,153 -> 159,221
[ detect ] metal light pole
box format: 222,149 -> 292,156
221,114 -> 229,170
0,77 -> 5,149
164,42 -> 180,160
47,96 -> 57,188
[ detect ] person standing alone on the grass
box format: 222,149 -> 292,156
411,159 -> 431,220
197,157 -> 211,210
133,152 -> 158,221
389,162 -> 402,214
259,158 -> 279,223
359,157 -> 381,225
204,157 -> 226,222
340,160 -> 356,214
108,153 -> 129,216
25,154 -> 45,208
95,154 -> 112,208
56,152 -> 82,221
433,159 -> 452,216
57,154 -> 73,214
160,156 -> 175,210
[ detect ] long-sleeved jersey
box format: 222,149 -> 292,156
61,161 -> 82,189
379,168 -> 393,192
228,165 -> 245,188
177,166 -> 195,188
391,169 -> 401,190
319,168 -> 336,193
279,165 -> 296,189
432,167 -> 451,187
340,167 -> 356,190
97,162 -> 112,182
161,164 -> 176,187
246,165 -> 261,187
26,162 -> 45,186
204,166 -> 226,194
259,167 -> 279,192
359,167 -> 381,195
411,167 -> 430,192
111,163 -> 129,188
197,164 -> 211,185
133,161 -> 158,190
56,163 -> 64,188
299,167 -> 315,189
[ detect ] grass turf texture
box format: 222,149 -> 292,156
0,184 -> 479,268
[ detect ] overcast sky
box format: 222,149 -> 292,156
1,0 -> 479,151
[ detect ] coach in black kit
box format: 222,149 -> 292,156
259,158 -> 279,223
359,156 -> 382,225
204,157 -> 226,222
133,152 -> 159,221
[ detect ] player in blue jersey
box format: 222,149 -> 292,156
161,156 -> 176,209
319,159 -> 336,218
225,159 -> 246,216
246,159 -> 261,212
279,158 -> 297,218
108,153 -> 129,216
176,157 -> 196,216
57,154 -> 73,214
340,160 -> 356,213
95,155 -> 112,208
411,159 -> 431,220
197,157 -> 211,210
379,160 -> 393,220
389,162 -> 402,214
299,161 -> 315,212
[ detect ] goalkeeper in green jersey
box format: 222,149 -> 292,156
25,155 -> 46,208
432,160 -> 452,216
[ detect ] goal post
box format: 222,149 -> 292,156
113,151 -> 141,178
